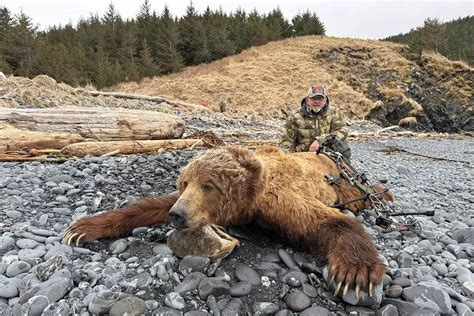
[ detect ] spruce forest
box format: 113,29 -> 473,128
0,1 -> 325,89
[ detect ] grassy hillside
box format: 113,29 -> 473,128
112,36 -> 473,131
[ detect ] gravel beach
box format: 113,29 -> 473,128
0,117 -> 473,315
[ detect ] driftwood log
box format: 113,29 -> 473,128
0,107 -> 185,151
0,124 -> 83,151
60,139 -> 204,157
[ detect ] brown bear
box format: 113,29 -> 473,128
64,145 -> 388,299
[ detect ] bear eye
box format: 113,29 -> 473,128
201,183 -> 213,193
182,181 -> 188,189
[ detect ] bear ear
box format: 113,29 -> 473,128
226,146 -> 262,178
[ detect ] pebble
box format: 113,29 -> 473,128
253,302 -> 280,314
229,281 -> 253,297
179,256 -> 210,274
164,292 -> 185,310
235,264 -> 260,285
285,290 -> 311,312
198,278 -> 230,300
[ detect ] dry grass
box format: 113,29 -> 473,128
112,36 -> 471,120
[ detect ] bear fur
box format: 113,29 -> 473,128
65,145 -> 388,296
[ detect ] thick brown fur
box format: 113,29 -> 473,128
67,145 -> 388,293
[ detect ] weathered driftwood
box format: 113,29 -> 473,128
0,106 -> 185,142
60,139 -> 204,157
0,124 -> 83,151
88,91 -> 210,113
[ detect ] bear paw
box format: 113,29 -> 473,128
62,217 -> 109,246
327,254 -> 386,302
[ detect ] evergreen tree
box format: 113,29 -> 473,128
177,2 -> 209,65
139,38 -> 159,77
203,7 -> 235,60
155,6 -> 183,73
228,8 -> 250,53
384,16 -> 472,65
247,10 -> 269,46
292,10 -> 325,36
265,8 -> 292,40
421,17 -> 445,53
5,11 -> 37,76
0,6 -> 14,73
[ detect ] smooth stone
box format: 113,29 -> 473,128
235,264 -> 260,285
153,244 -> 173,256
385,285 -> 403,298
164,292 -> 185,310
0,303 -> 13,316
455,302 -> 472,316
6,211 -> 22,219
431,262 -> 448,276
300,306 -> 330,315
0,236 -> 15,252
40,301 -> 70,316
391,277 -> 412,287
18,277 -> 73,304
119,272 -> 152,289
198,278 -> 230,300
20,295 -> 49,315
382,298 -> 438,316
174,272 -> 206,294
89,292 -> 125,315
376,304 -> 398,316
109,239 -> 128,255
346,306 -> 377,315
6,261 -> 31,278
278,249 -> 298,269
301,284 -> 318,298
252,302 -> 280,314
0,277 -> 19,298
452,228 -> 474,244
402,283 -> 452,314
285,290 -> 311,312
221,298 -> 243,315
16,239 -> 38,249
179,256 -> 210,274
262,253 -> 280,263
229,281 -> 252,297
152,307 -> 182,315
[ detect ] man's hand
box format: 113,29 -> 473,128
309,140 -> 320,152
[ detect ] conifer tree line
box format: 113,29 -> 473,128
384,16 -> 473,66
0,1 -> 325,88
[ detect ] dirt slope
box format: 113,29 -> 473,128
113,36 -> 473,131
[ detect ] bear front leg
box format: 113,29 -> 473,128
63,192 -> 179,246
318,216 -> 387,300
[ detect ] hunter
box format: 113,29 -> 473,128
282,84 -> 351,160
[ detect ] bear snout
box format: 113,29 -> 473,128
169,204 -> 188,229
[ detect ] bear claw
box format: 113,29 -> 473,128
62,227 -> 86,246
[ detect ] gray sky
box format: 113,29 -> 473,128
1,0 -> 472,39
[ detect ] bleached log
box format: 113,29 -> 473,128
0,124 -> 83,151
60,139 -> 204,157
0,106 -> 185,142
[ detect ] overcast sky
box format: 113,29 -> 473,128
1,0 -> 472,39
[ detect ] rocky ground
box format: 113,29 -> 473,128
0,115 -> 473,316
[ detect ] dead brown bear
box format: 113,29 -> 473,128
64,145 -> 389,298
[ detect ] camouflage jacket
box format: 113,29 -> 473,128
281,98 -> 348,152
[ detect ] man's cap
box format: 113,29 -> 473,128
307,84 -> 326,98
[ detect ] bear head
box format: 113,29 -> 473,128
169,146 -> 262,229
